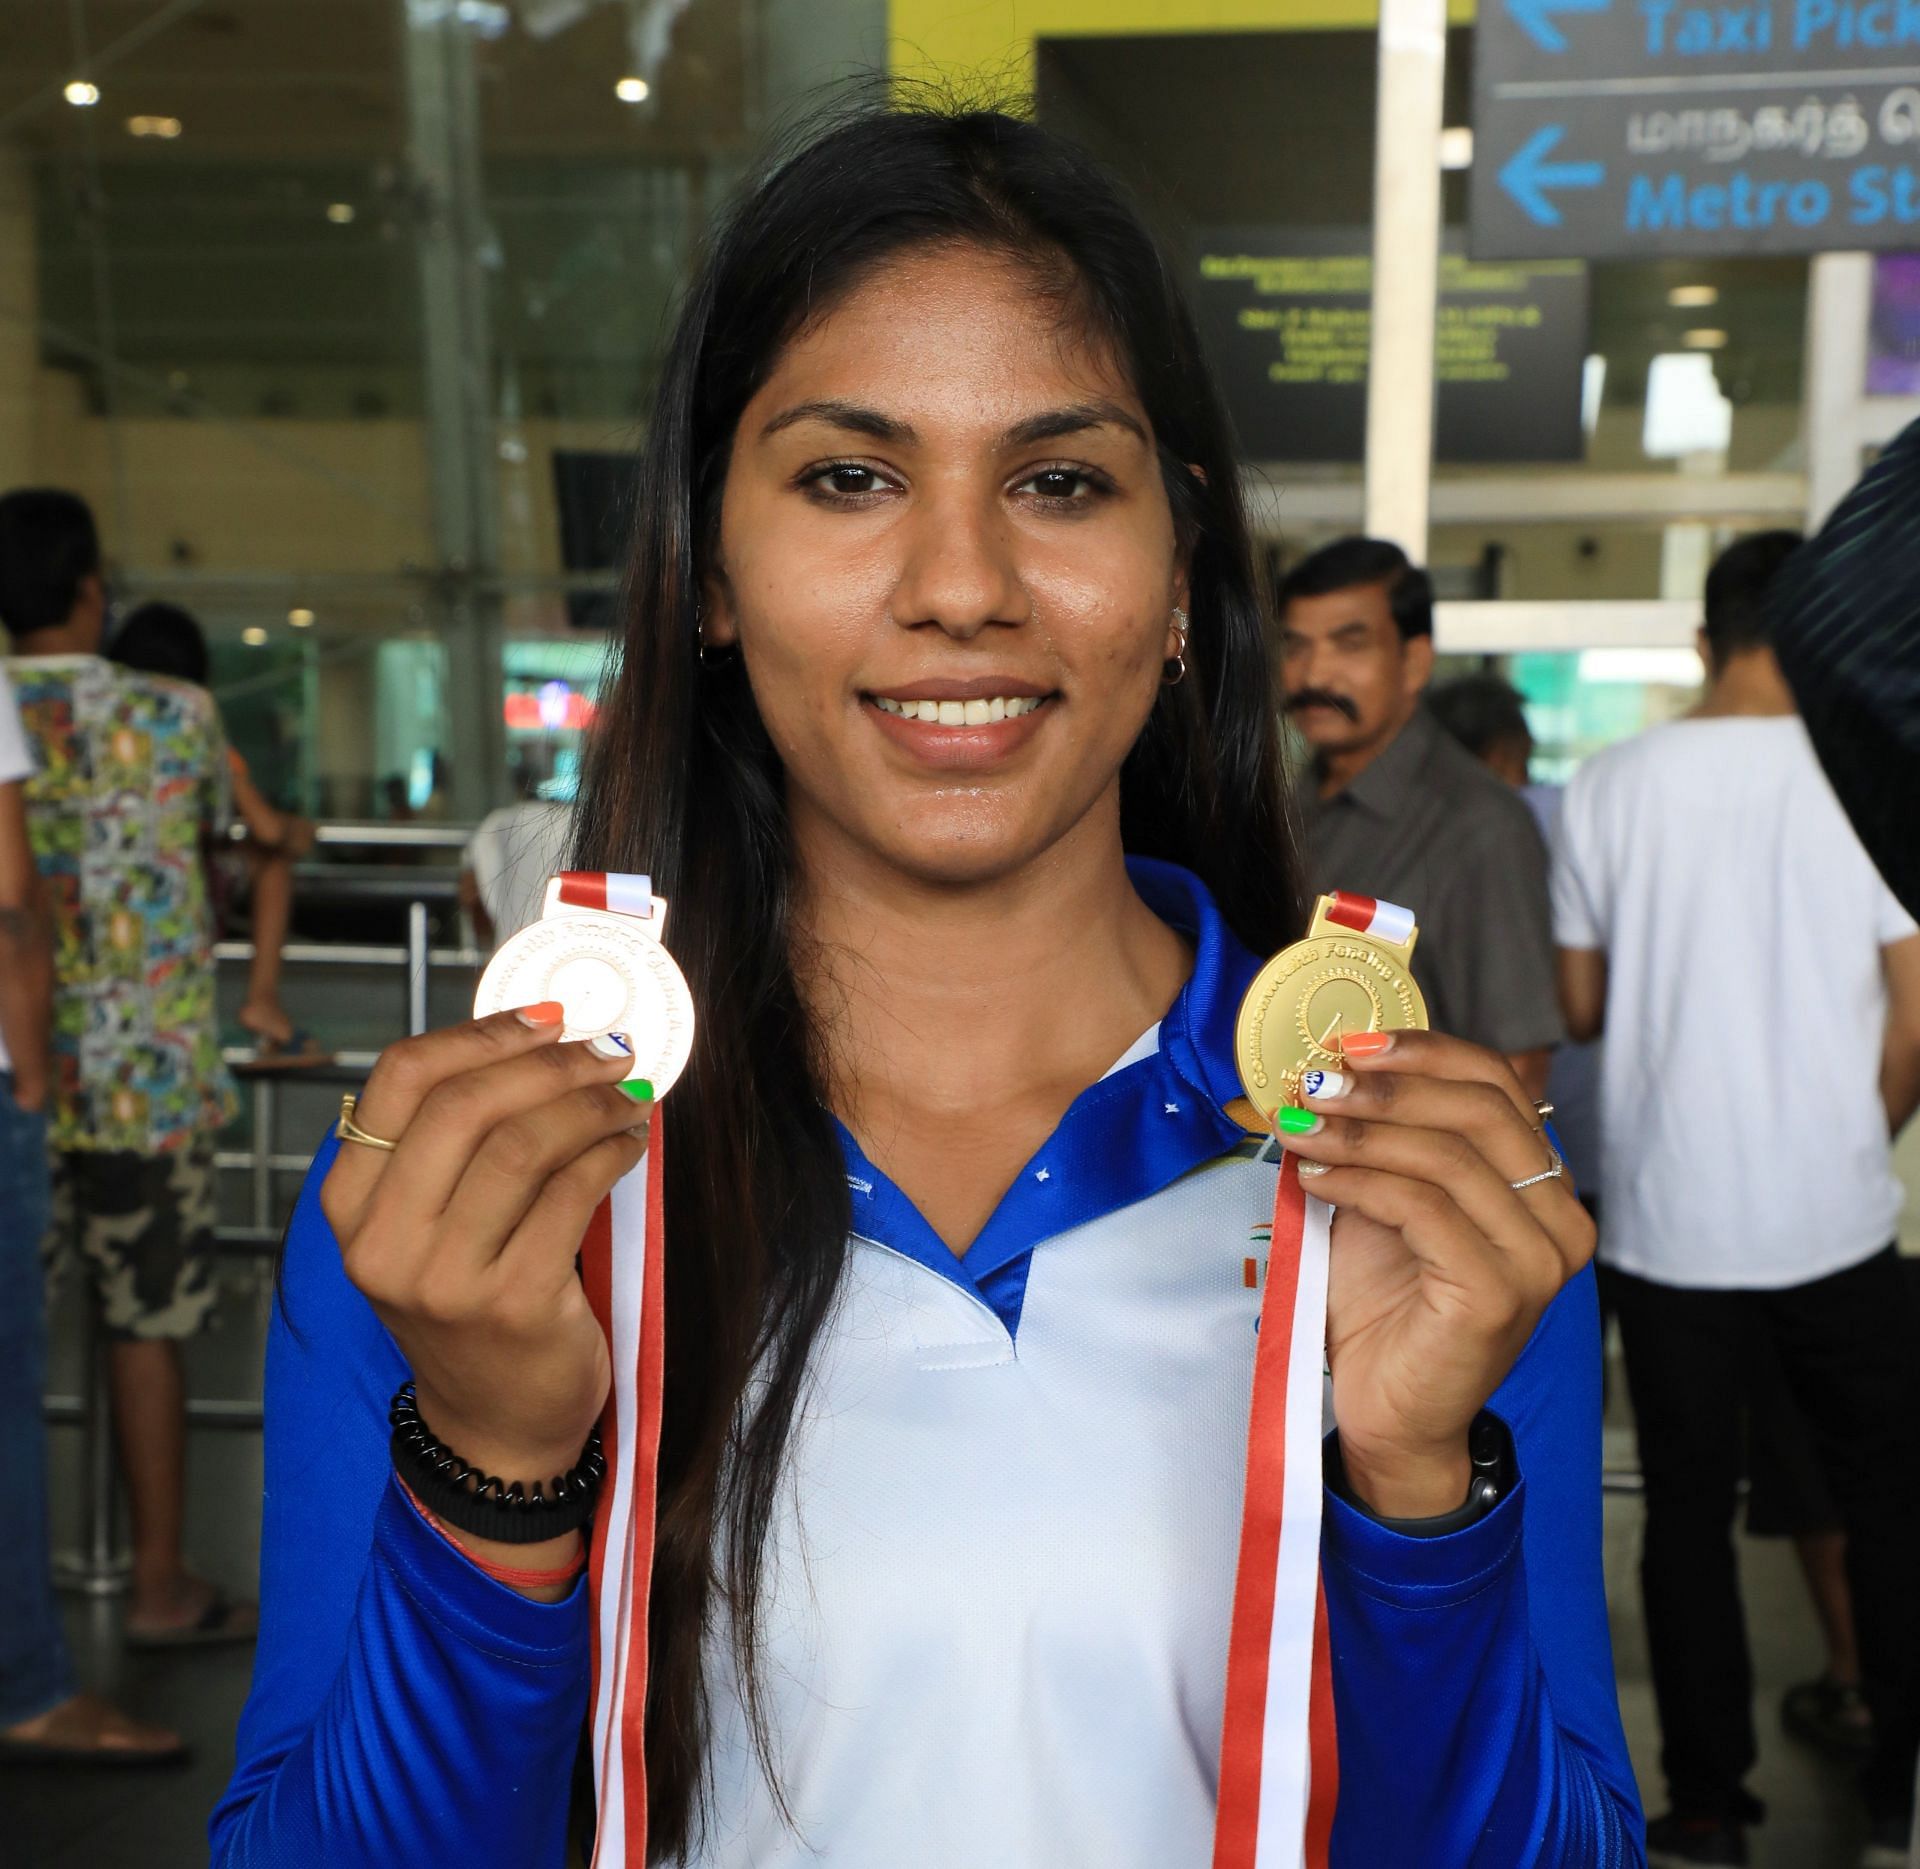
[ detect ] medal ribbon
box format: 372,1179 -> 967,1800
1213,891 -> 1415,1868
1213,1154 -> 1339,1869
579,876 -> 1412,1867
1324,890 -> 1414,947
554,871 -> 667,1869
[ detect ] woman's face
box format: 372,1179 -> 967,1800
706,243 -> 1187,890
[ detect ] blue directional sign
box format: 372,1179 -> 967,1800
1470,0 -> 1920,256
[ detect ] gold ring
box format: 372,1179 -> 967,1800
336,1092 -> 399,1153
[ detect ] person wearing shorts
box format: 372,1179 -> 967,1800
0,488 -> 253,1650
44,1146 -> 219,1342
0,662 -> 185,1764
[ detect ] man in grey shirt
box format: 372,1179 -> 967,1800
1277,536 -> 1562,1097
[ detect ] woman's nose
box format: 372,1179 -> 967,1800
888,486 -> 1028,638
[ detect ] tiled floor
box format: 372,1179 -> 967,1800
9,1279 -> 1894,1866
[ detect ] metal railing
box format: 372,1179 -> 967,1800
47,818 -> 1647,1593
48,822 -> 484,1592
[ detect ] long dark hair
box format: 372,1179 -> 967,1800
573,95 -> 1299,1861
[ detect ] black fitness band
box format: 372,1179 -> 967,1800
1323,1411 -> 1516,1540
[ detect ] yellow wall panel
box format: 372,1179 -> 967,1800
890,0 -> 1476,87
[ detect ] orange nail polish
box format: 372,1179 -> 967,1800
515,1000 -> 566,1027
1340,1031 -> 1394,1058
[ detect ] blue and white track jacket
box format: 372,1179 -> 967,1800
213,859 -> 1643,1867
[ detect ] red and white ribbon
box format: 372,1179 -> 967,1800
581,1125 -> 666,1869
1324,890 -> 1414,948
1212,1153 -> 1340,1869
573,856 -> 1349,1867
546,870 -> 665,1868
585,1144 -> 1336,1869
559,869 -> 657,920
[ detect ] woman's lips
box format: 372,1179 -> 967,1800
862,692 -> 1055,769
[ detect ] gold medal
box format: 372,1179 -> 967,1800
1234,891 -> 1428,1121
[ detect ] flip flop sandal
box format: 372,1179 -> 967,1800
232,1028 -> 334,1074
0,1729 -> 191,1769
0,1696 -> 190,1770
1781,1676 -> 1875,1761
125,1588 -> 258,1651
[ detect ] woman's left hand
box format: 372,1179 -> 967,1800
1280,1029 -> 1595,1520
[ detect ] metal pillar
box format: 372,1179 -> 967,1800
401,2 -> 507,821
407,898 -> 432,1035
251,1078 -> 276,1235
51,1327 -> 129,1596
1804,252 -> 1874,530
1363,0 -> 1447,562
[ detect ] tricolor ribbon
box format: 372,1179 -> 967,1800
1212,1153 -> 1340,1868
546,871 -> 666,1869
558,870 -> 659,920
581,1123 -> 666,1867
1324,889 -> 1415,948
580,881 -> 1412,1866
1212,890 -> 1415,1865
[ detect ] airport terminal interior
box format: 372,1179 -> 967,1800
3,1 -> 1919,1863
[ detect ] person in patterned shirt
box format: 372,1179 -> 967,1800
0,489 -> 253,1649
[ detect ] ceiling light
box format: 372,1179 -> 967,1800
1683,327 -> 1729,349
64,81 -> 100,107
1668,284 -> 1719,309
325,202 -> 356,225
242,626 -> 269,647
287,607 -> 315,629
1438,127 -> 1474,171
615,76 -> 650,104
453,0 -> 511,34
127,115 -> 182,139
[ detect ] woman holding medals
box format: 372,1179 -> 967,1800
215,102 -> 1640,1868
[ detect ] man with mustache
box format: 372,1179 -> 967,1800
1277,536 -> 1561,1097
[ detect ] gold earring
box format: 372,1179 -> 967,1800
1163,605 -> 1189,687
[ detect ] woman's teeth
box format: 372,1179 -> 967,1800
871,695 -> 1045,725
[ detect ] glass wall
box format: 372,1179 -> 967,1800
0,0 -> 884,818
1033,20 -> 1810,611
0,0 -> 1857,806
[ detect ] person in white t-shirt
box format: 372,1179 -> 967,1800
459,790 -> 573,952
1554,529 -> 1920,1869
0,666 -> 183,1767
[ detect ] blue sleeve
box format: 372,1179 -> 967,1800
1323,1267 -> 1645,1867
209,1134 -> 592,1867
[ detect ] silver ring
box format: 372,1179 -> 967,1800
1532,1100 -> 1556,1120
1510,1148 -> 1565,1192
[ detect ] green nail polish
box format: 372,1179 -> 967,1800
621,1079 -> 655,1103
1277,1106 -> 1321,1136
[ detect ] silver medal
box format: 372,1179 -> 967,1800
474,881 -> 695,1099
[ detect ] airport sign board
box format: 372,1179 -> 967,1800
1472,0 -> 1920,256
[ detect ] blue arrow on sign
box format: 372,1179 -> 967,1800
1506,0 -> 1611,54
1498,125 -> 1606,225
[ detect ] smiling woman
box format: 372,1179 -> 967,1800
214,97 -> 1641,1869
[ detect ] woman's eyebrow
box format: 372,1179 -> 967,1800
760,400 -> 914,443
1001,401 -> 1149,448
757,397 -> 1149,449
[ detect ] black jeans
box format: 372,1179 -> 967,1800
1606,1248 -> 1920,1825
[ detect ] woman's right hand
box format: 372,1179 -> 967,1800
321,1004 -> 652,1490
